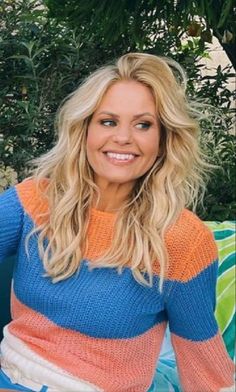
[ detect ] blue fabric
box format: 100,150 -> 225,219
0,187 -> 23,262
14,213 -> 169,339
0,368 -> 48,391
166,260 -> 219,341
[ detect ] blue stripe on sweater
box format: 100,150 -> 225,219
14,215 -> 168,339
5,194 -> 219,342
166,260 -> 219,341
0,187 -> 23,262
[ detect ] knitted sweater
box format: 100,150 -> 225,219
0,179 -> 234,392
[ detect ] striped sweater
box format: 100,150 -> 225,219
0,179 -> 234,392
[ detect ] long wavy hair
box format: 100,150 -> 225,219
28,52 -> 209,289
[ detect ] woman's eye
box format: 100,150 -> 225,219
136,122 -> 151,130
100,119 -> 116,127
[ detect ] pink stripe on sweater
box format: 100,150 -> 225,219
171,332 -> 235,392
9,291 -> 167,392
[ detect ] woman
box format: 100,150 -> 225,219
0,52 -> 234,392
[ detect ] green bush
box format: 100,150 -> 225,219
0,0 -> 137,178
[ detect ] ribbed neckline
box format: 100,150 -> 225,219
90,207 -> 118,220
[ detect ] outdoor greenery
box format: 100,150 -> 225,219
0,0 -> 235,220
46,0 -> 236,69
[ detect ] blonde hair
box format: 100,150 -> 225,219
29,52 -> 208,289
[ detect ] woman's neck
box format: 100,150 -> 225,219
93,182 -> 133,212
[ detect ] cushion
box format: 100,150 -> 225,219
206,221 -> 235,361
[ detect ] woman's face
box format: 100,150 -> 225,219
86,80 -> 160,191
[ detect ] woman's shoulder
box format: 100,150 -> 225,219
16,177 -> 49,204
165,208 -> 218,282
166,208 -> 214,244
171,206 -> 210,231
15,177 -> 49,224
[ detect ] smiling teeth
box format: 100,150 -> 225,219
106,152 -> 135,160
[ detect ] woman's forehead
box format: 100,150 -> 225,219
94,80 -> 157,115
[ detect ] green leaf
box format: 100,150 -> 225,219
7,55 -> 32,62
217,0 -> 234,29
20,41 -> 35,57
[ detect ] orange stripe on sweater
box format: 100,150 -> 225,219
16,179 -> 49,226
16,179 -> 218,282
9,291 -> 167,392
171,332 -> 235,392
153,209 -> 218,281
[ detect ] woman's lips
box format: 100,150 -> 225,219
103,151 -> 138,165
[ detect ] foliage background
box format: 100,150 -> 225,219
0,0 -> 235,220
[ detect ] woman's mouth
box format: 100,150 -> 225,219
103,151 -> 138,164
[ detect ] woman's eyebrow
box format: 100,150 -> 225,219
96,111 -> 156,119
133,112 -> 156,119
97,111 -> 119,118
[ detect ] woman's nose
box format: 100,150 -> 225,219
112,126 -> 132,144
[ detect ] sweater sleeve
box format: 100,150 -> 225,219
0,186 -> 23,262
165,229 -> 235,392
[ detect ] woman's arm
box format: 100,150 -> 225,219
0,186 -> 23,262
165,229 -> 235,392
